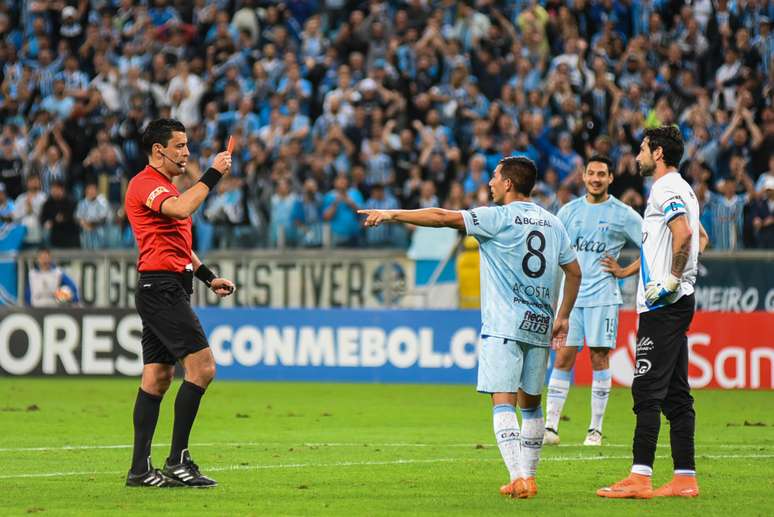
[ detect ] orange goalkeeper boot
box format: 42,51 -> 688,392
652,475 -> 699,498
500,477 -> 538,498
596,472 -> 653,499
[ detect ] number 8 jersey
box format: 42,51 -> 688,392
462,201 -> 577,347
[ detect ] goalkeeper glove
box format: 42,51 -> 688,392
644,274 -> 681,306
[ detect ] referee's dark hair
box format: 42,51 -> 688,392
498,156 -> 537,196
643,125 -> 684,168
587,154 -> 613,172
141,118 -> 186,156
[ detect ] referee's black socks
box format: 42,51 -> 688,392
168,380 -> 206,463
130,388 -> 163,475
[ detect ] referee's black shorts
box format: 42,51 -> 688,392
135,272 -> 209,365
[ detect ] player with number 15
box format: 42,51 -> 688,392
359,156 -> 581,499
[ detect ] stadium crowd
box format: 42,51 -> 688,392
0,0 -> 773,252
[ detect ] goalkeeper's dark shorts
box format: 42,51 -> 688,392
631,293 -> 695,415
135,272 -> 209,365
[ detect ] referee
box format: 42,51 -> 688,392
598,126 -> 707,499
124,118 -> 235,488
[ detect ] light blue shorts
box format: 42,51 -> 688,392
476,335 -> 550,396
566,305 -> 619,349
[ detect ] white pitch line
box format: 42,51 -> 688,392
1,453 -> 773,480
0,441 -> 771,453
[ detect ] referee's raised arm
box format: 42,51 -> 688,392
160,151 -> 232,219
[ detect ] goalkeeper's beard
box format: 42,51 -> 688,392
637,160 -> 655,177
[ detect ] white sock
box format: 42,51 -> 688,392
589,369 -> 612,432
674,469 -> 696,476
545,369 -> 571,431
631,464 -> 653,476
493,404 -> 521,481
519,406 -> 544,478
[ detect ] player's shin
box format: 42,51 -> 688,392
519,406 -> 545,478
168,380 -> 206,463
589,369 -> 612,432
131,389 -> 163,475
493,404 -> 522,481
545,369 -> 571,432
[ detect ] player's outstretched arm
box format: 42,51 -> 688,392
601,255 -> 640,278
161,152 -> 232,220
358,208 -> 465,230
551,259 -> 582,350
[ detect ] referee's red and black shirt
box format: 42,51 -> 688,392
125,165 -> 192,272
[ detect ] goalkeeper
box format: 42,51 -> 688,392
598,126 -> 708,499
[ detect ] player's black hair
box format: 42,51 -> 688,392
498,156 -> 537,196
643,125 -> 684,168
587,154 -> 613,172
141,118 -> 186,156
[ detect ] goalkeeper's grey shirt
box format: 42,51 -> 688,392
637,171 -> 700,314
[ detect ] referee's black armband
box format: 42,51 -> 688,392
198,167 -> 223,191
195,264 -> 217,287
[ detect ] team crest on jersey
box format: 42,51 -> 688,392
146,186 -> 169,208
598,220 -> 610,232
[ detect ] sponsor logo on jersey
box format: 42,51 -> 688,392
145,186 -> 169,208
513,216 -> 551,227
518,310 -> 550,334
574,236 -> 607,253
469,210 -> 480,226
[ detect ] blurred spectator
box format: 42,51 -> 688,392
0,183 -> 14,226
751,176 -> 774,248
40,180 -> 80,249
29,122 -> 71,193
203,176 -> 245,249
363,183 -> 401,247
25,248 -> 79,307
13,175 -> 47,247
705,172 -> 755,250
0,136 -> 24,199
292,178 -> 323,247
270,178 -> 298,247
462,154 -> 490,196
76,183 -> 110,249
322,173 -> 363,246
418,180 -> 439,208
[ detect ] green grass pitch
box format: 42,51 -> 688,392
1,378 -> 772,516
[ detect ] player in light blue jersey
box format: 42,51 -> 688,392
359,157 -> 582,499
544,155 -> 643,447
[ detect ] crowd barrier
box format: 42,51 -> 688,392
4,250 -> 774,311
1,308 -> 771,389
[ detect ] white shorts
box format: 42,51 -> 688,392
566,304 -> 619,349
476,335 -> 550,396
